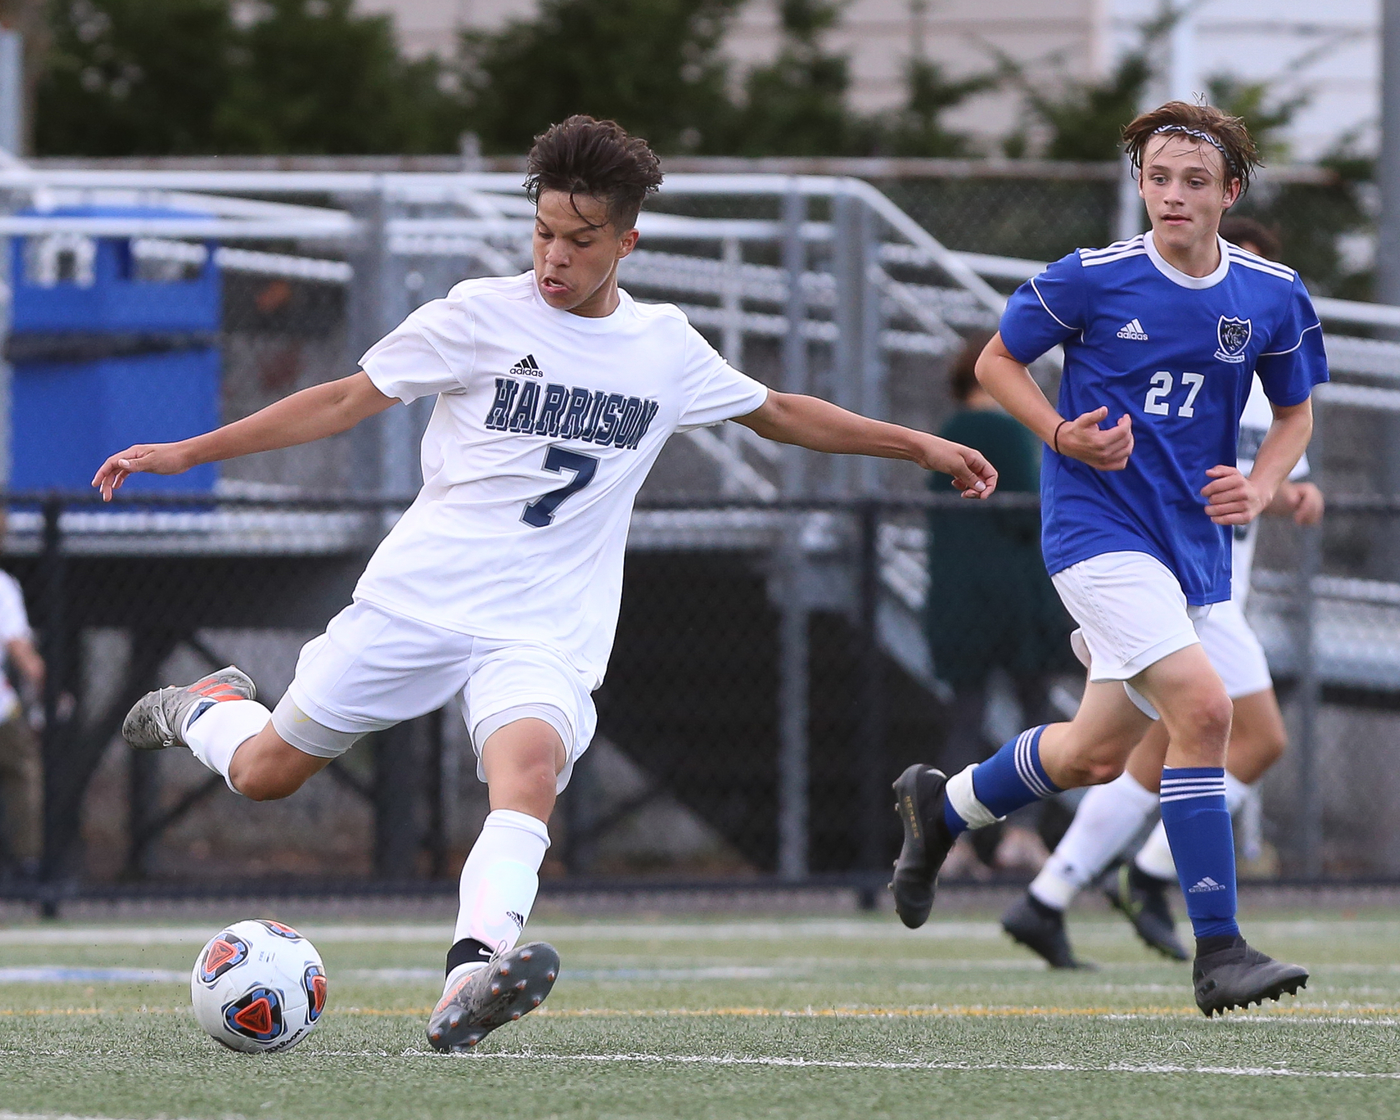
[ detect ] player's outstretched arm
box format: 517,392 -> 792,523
733,390 -> 997,498
1202,398 -> 1314,526
91,372 -> 396,500
974,332 -> 1133,471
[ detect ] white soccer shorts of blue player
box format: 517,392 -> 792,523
94,116 -> 1000,1054
888,100 -> 1316,1017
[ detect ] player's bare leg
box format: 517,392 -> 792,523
226,727 -> 330,800
428,718 -> 564,1053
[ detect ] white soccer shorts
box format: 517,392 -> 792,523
274,600 -> 596,792
1053,550 -> 1210,684
1195,596 -> 1273,700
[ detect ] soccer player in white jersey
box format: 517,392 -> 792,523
91,116 -> 997,1051
887,101 -> 1323,1015
999,219 -> 1326,970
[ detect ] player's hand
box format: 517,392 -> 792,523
1201,465 -> 1268,525
91,443 -> 193,501
920,436 -> 998,499
1054,407 -> 1133,470
1275,480 -> 1325,526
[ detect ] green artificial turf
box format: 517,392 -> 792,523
2,909 -> 1399,1120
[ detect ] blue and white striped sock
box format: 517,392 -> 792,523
942,726 -> 1060,836
1159,766 -> 1240,941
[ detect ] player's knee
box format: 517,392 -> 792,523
1059,754 -> 1125,788
228,762 -> 304,802
1165,688 -> 1232,755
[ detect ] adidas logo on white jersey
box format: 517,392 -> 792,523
1187,876 -> 1227,894
510,354 -> 543,377
1117,318 -> 1149,341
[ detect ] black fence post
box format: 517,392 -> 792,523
373,721 -> 420,879
423,707 -> 446,879
37,495 -> 67,915
856,500 -> 887,908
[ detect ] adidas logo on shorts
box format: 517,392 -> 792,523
509,354 -> 543,377
1188,876 -> 1227,894
1117,318 -> 1149,341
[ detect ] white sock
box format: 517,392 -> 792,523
1135,772 -> 1257,881
1223,772 -> 1251,815
183,699 -> 272,794
447,809 -> 550,992
1030,772 -> 1158,910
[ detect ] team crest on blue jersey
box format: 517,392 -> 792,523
1214,316 -> 1251,364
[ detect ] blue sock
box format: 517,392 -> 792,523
1159,767 -> 1240,941
943,726 -> 1060,836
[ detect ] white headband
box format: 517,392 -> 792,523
1151,124 -> 1239,177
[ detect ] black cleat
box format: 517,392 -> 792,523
1192,938 -> 1308,1017
1103,861 -> 1189,962
426,942 -> 559,1052
1001,892 -> 1096,970
888,764 -> 955,929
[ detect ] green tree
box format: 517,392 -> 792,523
36,0 -> 236,155
999,50 -> 1151,161
34,0 -> 464,156
730,0 -> 855,155
218,0 -> 461,154
876,58 -> 992,157
460,0 -> 741,155
1205,74 -> 1307,162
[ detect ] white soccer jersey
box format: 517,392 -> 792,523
0,570 -> 30,718
355,272 -> 769,687
1232,376 -> 1311,606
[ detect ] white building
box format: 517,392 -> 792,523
358,0 -> 1380,160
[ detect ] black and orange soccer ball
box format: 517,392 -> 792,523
191,919 -> 328,1053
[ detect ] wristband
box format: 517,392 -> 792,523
1052,419 -> 1069,455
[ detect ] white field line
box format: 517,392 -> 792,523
394,1050 -> 1400,1078
1,917 -> 1396,947
0,1114 -> 209,1120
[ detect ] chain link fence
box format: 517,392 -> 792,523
0,159 -> 1394,906
0,489 -> 1395,903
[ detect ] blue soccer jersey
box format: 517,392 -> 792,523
998,231 -> 1328,605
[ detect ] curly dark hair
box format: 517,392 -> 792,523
525,115 -> 664,232
1122,101 -> 1261,197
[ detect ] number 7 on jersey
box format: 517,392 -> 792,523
522,447 -> 599,527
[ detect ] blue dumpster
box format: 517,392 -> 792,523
9,206 -> 222,492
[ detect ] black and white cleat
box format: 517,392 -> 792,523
426,942 -> 560,1052
888,764 -> 955,929
1192,938 -> 1308,1017
1001,892 -> 1096,971
1102,861 -> 1189,962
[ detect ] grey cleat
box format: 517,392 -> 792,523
121,666 -> 257,750
426,942 -> 560,1053
888,764 -> 955,929
1001,892 -> 1097,971
1193,938 -> 1308,1017
1103,861 -> 1189,962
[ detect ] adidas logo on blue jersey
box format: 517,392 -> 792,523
1188,876 -> 1228,894
1116,318 -> 1149,341
510,354 -> 543,377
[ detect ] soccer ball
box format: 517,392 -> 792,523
190,919 -> 328,1053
